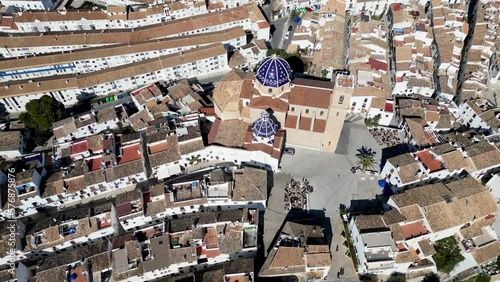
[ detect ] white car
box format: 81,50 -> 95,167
285,31 -> 290,40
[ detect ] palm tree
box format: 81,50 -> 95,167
355,146 -> 376,172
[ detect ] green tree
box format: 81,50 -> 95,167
372,115 -> 381,127
266,49 -> 290,59
474,274 -> 491,282
422,272 -> 440,282
355,146 -> 376,172
262,50 -> 304,73
433,236 -> 465,274
19,95 -> 64,132
386,272 -> 406,282
359,273 -> 378,282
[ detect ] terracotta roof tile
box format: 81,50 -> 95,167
298,117 -> 312,131
0,5 -> 256,49
289,85 -> 331,109
417,239 -> 436,257
312,119 -> 326,133
119,143 -> 142,164
400,221 -> 429,239
285,115 -> 298,129
0,44 -> 226,98
250,96 -> 289,112
415,150 -> 443,172
209,119 -> 249,147
352,86 -> 386,98
270,247 -> 304,268
472,242 -> 500,265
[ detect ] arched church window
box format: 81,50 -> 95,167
339,95 -> 344,104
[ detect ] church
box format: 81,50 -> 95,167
212,54 -> 352,154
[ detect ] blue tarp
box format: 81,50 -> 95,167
378,179 -> 386,188
294,17 -> 301,23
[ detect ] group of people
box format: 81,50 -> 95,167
284,178 -> 313,210
369,127 -> 401,147
337,267 -> 345,278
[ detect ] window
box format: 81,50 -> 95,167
291,107 -> 295,112
320,111 -> 324,116
339,95 -> 344,104
305,109 -> 309,114
336,112 -> 339,116
268,88 -> 272,94
352,102 -> 356,107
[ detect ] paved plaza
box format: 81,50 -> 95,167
264,120 -> 385,281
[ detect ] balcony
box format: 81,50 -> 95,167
96,215 -> 112,229
17,183 -> 37,196
171,231 -> 193,249
59,221 -> 79,237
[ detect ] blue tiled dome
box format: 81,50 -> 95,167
255,55 -> 291,88
252,112 -> 278,138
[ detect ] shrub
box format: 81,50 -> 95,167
433,236 -> 465,274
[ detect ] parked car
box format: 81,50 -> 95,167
288,25 -> 293,31
285,31 -> 290,40
284,147 -> 295,155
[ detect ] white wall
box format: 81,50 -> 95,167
366,103 -> 394,127
1,0 -> 54,10
13,13 -> 168,33
458,103 -> 490,130
0,35 -> 245,81
0,52 -> 230,113
349,96 -> 372,115
0,19 -> 252,58
182,145 -> 279,171
0,149 -> 23,160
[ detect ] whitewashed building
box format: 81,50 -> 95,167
350,177 -> 498,278
0,130 -> 27,159
0,4 -> 265,58
0,0 -> 60,11
0,43 -> 229,113
457,98 -> 500,133
53,105 -> 129,144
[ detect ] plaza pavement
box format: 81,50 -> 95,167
264,120 -> 384,281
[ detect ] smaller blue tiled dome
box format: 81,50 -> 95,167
255,55 -> 291,88
252,112 -> 278,138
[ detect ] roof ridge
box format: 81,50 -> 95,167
244,169 -> 266,200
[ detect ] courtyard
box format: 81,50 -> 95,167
263,120 -> 385,281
